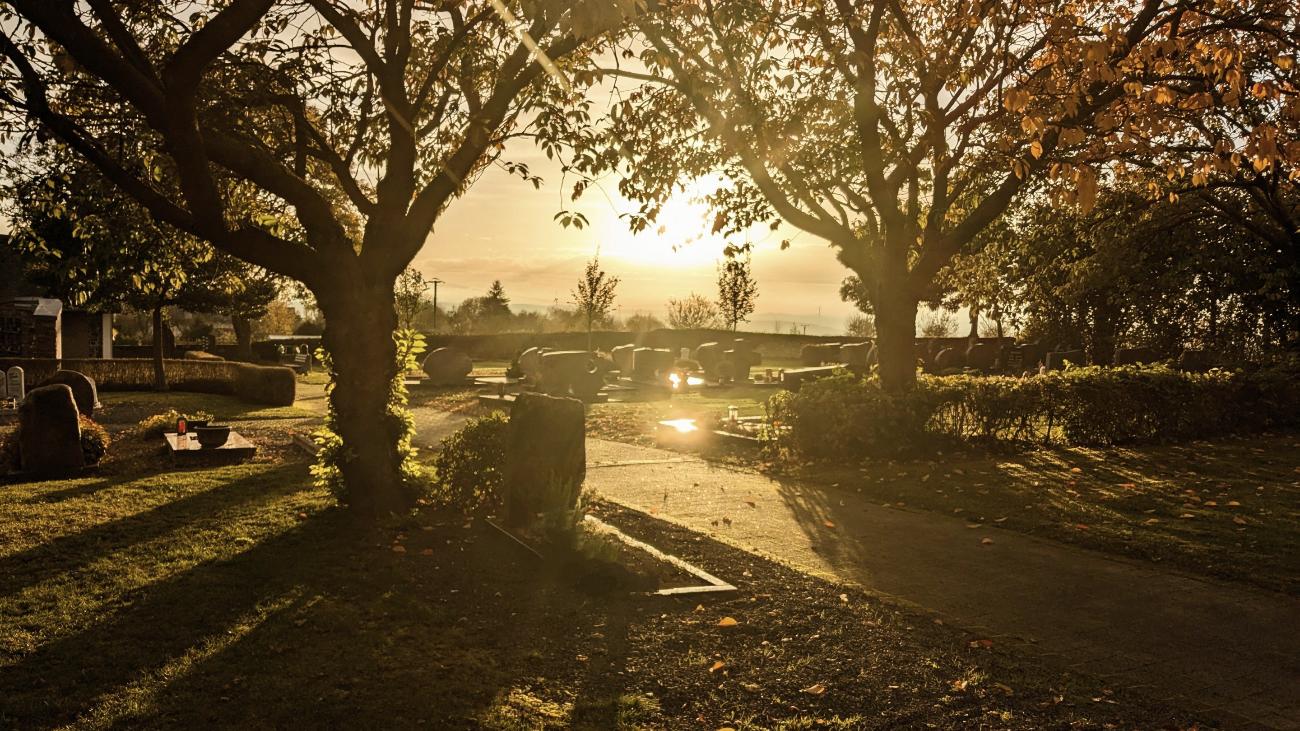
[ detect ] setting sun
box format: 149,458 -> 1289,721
598,175 -> 773,268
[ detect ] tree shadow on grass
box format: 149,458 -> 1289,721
0,502 -> 643,730
0,463 -> 311,600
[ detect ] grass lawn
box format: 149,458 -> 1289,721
97,391 -> 316,425
0,424 -> 1196,728
773,433 -> 1300,596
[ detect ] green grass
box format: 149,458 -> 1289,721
97,391 -> 316,424
775,433 -> 1300,595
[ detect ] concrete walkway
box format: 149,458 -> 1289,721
585,439 -> 1300,730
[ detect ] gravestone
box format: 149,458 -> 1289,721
722,339 -> 761,382
693,342 -> 725,381
421,347 -> 473,386
18,384 -> 84,477
539,350 -> 606,402
1046,349 -> 1086,370
1177,349 -> 1213,373
517,347 -> 550,382
1114,347 -> 1158,366
800,342 -> 842,366
1004,346 -> 1025,373
6,367 -> 24,402
610,344 -> 636,374
503,392 -> 585,528
965,342 -> 997,371
632,348 -> 673,382
839,342 -> 873,372
934,347 -> 966,371
38,370 -> 98,417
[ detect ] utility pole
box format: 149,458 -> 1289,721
431,278 -> 444,332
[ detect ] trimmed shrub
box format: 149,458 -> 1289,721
79,415 -> 111,466
233,363 -> 296,406
0,358 -> 295,406
182,350 -> 225,361
431,412 -> 509,513
773,363 -> 1300,459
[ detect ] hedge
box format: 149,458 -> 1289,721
770,363 -> 1300,459
0,358 -> 296,407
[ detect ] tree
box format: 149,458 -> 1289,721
571,256 -> 620,351
7,150 -> 279,381
667,293 -> 720,329
919,309 -> 958,338
484,280 -> 512,319
394,268 -> 431,333
716,253 -> 758,331
584,0 -> 1295,391
625,313 -> 664,332
846,314 -> 875,339
254,297 -> 302,340
0,2 -> 627,518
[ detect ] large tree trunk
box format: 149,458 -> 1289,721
319,282 -> 411,520
874,285 -> 919,393
232,315 -> 254,361
151,304 -> 169,391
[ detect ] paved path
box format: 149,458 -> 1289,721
585,439 -> 1300,730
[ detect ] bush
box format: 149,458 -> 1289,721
0,358 -> 295,406
773,363 -> 1300,459
79,415 -> 111,465
1,415 -> 111,473
431,412 -> 509,513
233,363 -> 296,406
138,409 -> 215,438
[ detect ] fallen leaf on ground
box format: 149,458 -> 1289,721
1070,467 -> 1083,473
745,501 -> 757,509
1179,513 -> 1195,519
801,683 -> 827,695
1227,500 -> 1241,507
1118,482 -> 1137,489
970,639 -> 994,649
823,520 -> 836,529
708,660 -> 726,673
994,517 -> 1008,523
391,545 -> 406,553
951,679 -> 969,691
1142,518 -> 1160,525
1233,516 -> 1248,526
717,617 -> 740,628
980,537 -> 995,545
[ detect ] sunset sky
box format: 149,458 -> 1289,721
413,140 -> 862,334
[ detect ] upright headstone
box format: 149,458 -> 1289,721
539,350 -> 605,402
38,370 -> 98,417
1046,349 -> 1086,370
935,347 -> 966,371
6,367 -> 24,403
421,347 -> 473,386
517,347 -> 550,382
610,344 -> 636,374
503,392 -> 586,528
693,341 -> 725,381
840,342 -> 873,371
723,339 -> 761,382
18,384 -> 84,477
632,348 -> 673,382
1114,347 -> 1158,366
965,342 -> 997,371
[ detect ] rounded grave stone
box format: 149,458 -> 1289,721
38,369 -> 98,417
421,347 -> 473,386
18,384 -> 85,477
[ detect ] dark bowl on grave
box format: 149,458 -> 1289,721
186,419 -> 210,431
194,425 -> 231,448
